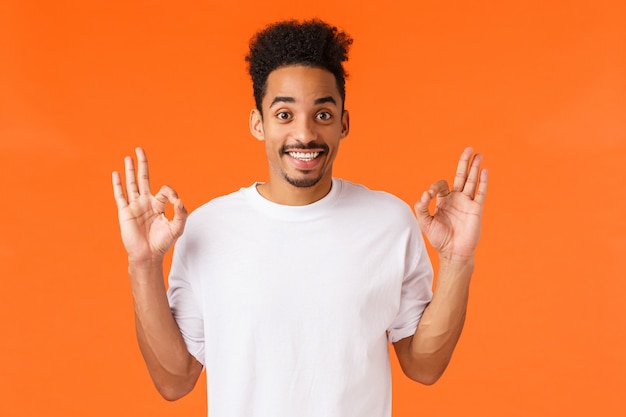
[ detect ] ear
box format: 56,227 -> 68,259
340,109 -> 350,139
249,109 -> 265,141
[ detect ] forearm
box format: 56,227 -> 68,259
129,261 -> 202,400
394,256 -> 474,384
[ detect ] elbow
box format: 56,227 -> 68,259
158,386 -> 185,402
155,381 -> 195,402
404,367 -> 445,385
393,336 -> 455,386
400,356 -> 450,386
152,369 -> 200,401
148,356 -> 203,401
405,368 -> 445,386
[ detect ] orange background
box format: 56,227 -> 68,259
1,1 -> 625,415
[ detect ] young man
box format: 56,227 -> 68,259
112,19 -> 487,417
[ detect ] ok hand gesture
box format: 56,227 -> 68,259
414,147 -> 488,260
112,148 -> 188,265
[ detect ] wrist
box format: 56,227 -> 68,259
128,257 -> 164,274
437,253 -> 476,278
438,251 -> 475,265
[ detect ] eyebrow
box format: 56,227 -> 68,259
269,96 -> 295,107
314,96 -> 337,106
269,96 -> 337,108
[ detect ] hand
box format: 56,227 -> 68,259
112,147 -> 188,265
414,147 -> 488,260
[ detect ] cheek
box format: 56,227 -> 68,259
262,125 -> 287,141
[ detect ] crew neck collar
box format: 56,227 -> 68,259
243,178 -> 342,221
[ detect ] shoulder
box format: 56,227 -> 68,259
185,185 -> 253,226
335,179 -> 417,225
337,179 -> 413,213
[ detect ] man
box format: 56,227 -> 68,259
112,19 -> 487,417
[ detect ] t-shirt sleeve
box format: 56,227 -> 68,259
387,220 -> 434,343
166,235 -> 206,366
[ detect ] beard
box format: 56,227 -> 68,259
283,171 -> 324,188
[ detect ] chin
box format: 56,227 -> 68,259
284,174 -> 324,188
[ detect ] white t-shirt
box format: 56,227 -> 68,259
167,178 -> 433,417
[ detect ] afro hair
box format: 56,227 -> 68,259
245,19 -> 353,113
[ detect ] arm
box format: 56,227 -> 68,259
112,148 -> 202,400
393,147 -> 488,385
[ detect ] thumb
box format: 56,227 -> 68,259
414,190 -> 433,231
171,199 -> 188,237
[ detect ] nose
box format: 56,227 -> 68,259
291,116 -> 317,144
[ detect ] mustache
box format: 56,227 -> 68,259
280,142 -> 329,154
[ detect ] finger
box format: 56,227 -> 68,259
414,180 -> 449,230
156,185 -> 188,236
124,155 -> 140,201
430,179 -> 451,198
462,153 -> 482,197
474,168 -> 488,205
452,147 -> 474,192
155,184 -> 179,206
111,171 -> 128,210
135,147 -> 151,196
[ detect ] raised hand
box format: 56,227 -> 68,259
414,147 -> 487,260
112,147 -> 188,265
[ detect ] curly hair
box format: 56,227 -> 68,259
245,19 -> 353,113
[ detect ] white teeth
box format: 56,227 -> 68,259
288,151 -> 320,161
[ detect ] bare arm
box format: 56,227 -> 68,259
393,147 -> 487,385
112,148 -> 202,400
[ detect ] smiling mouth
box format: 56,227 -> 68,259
288,151 -> 320,161
282,142 -> 328,162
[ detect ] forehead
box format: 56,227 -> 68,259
263,65 -> 341,106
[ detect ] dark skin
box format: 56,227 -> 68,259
395,147 -> 487,384
112,65 -> 487,398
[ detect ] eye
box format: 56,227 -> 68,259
276,111 -> 292,121
316,111 -> 332,121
